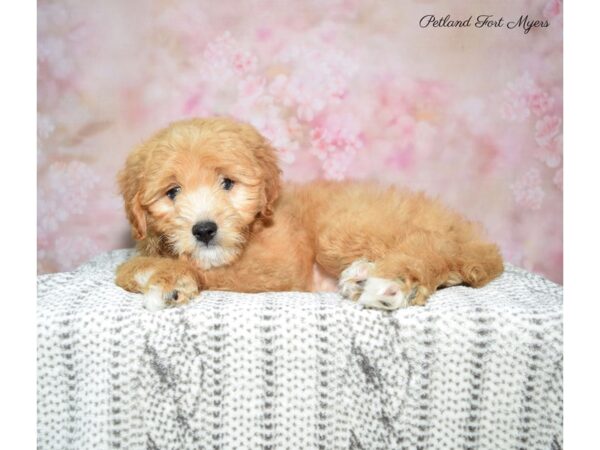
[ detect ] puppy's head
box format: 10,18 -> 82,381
119,117 -> 281,269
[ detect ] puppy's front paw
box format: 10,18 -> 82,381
142,281 -> 199,311
357,277 -> 429,311
135,269 -> 201,311
338,259 -> 374,301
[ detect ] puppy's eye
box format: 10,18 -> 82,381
166,186 -> 181,200
221,178 -> 235,191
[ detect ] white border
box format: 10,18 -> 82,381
564,0 -> 600,447
0,2 -> 37,448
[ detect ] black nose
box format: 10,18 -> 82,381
192,221 -> 218,244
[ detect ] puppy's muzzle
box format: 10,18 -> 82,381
192,221 -> 218,245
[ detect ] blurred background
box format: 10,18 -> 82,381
37,0 -> 563,282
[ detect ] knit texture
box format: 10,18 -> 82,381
38,249 -> 563,450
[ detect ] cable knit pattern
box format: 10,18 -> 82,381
37,249 -> 562,450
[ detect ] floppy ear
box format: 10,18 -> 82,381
255,137 -> 281,219
118,150 -> 148,241
128,192 -> 147,240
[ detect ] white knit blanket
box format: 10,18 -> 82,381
37,249 -> 563,450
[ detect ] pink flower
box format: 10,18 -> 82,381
511,168 -> 545,210
535,115 -> 561,147
275,43 -> 357,121
543,0 -> 562,19
500,74 -> 556,122
535,134 -> 562,168
202,32 -> 259,80
310,114 -> 364,179
500,97 -> 530,122
256,115 -> 300,164
529,90 -> 555,117
500,73 -> 536,122
232,50 -> 257,75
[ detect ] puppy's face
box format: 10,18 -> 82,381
120,118 -> 280,269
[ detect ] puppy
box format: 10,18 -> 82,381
116,117 -> 503,311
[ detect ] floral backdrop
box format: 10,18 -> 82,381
37,0 -> 563,283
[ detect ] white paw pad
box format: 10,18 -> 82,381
338,259 -> 375,301
357,277 -> 416,311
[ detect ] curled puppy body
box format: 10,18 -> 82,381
116,117 -> 504,311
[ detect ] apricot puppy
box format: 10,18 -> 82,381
116,117 -> 503,311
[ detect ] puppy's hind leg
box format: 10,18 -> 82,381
338,256 -> 427,311
341,238 -> 503,310
457,241 -> 504,288
346,253 -> 442,310
338,234 -> 455,310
